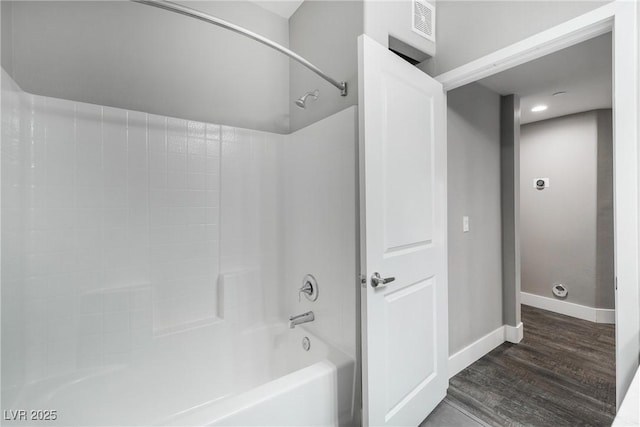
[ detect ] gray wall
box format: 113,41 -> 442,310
420,0 -> 611,76
447,83 -> 503,354
596,110 -> 614,309
520,110 -> 614,309
1,1 -> 13,76
289,0 -> 362,132
363,0 -> 435,61
3,1 -> 290,133
501,95 -> 521,327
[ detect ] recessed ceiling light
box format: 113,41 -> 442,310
531,105 -> 548,112
552,91 -> 567,96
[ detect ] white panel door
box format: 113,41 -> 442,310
358,34 -> 448,427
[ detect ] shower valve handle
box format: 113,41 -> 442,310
299,282 -> 313,302
298,274 -> 318,302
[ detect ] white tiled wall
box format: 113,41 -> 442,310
220,127 -> 283,322
1,71 -> 285,385
1,70 -> 28,391
16,94 -> 225,377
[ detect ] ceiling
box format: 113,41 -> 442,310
250,0 -> 304,18
478,32 -> 612,124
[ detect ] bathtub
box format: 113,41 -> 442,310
163,325 -> 356,427
4,323 -> 355,426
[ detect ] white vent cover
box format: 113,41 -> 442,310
412,0 -> 435,42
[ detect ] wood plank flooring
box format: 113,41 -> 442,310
446,305 -> 616,427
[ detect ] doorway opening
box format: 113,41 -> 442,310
435,1 -> 639,415
422,3 -> 637,423
444,33 -> 616,425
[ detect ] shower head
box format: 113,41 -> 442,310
295,90 -> 319,109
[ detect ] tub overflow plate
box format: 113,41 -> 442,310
302,337 -> 311,351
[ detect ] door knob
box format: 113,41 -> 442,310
371,272 -> 395,288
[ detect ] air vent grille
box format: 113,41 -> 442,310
412,0 -> 435,42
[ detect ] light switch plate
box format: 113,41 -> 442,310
463,216 -> 469,232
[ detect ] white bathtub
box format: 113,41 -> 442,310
163,325 -> 356,427
5,323 -> 355,426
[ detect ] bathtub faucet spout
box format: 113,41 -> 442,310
289,311 -> 314,329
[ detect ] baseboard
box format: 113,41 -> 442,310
448,325 -> 505,378
521,292 -> 615,324
505,322 -> 523,343
596,308 -> 616,324
447,294 -> 616,379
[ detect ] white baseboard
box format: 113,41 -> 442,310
505,322 -> 523,343
596,308 -> 616,324
448,325 -> 505,378
521,292 -> 615,324
447,295 -> 615,380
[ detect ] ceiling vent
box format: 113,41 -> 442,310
412,0 -> 435,42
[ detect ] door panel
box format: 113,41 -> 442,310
385,278 -> 436,415
359,34 -> 447,427
383,75 -> 434,252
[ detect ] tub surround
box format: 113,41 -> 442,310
1,68 -> 357,426
282,107 -> 358,359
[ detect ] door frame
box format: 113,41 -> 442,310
435,1 -> 639,408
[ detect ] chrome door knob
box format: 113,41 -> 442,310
371,272 -> 395,288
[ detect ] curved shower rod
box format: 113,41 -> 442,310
131,0 -> 347,96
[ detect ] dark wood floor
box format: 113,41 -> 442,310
447,305 -> 616,427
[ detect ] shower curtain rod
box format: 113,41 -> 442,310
131,0 -> 348,96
